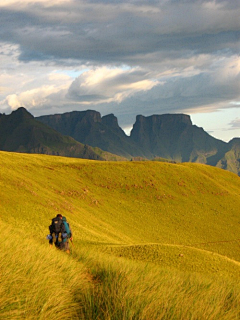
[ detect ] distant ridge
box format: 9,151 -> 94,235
37,110 -> 144,158
0,107 -> 126,161
0,107 -> 239,174
37,109 -> 240,175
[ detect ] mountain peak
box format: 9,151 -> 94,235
102,114 -> 119,127
228,137 -> 240,147
12,107 -> 34,120
135,113 -> 192,126
81,110 -> 101,123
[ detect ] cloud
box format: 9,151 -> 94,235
0,0 -> 239,65
67,67 -> 158,104
1,52 -> 239,127
0,0 -> 239,141
0,0 -> 71,7
103,54 -> 240,129
5,94 -> 21,109
5,85 -> 67,111
1,67 -> 72,113
229,118 -> 240,130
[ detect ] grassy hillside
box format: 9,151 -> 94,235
1,151 -> 240,319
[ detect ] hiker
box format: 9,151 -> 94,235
48,214 -> 65,247
48,214 -> 73,253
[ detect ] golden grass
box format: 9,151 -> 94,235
100,243 -> 240,277
74,248 -> 240,320
0,151 -> 240,319
0,223 -> 90,319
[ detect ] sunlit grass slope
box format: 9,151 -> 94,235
1,151 -> 239,259
2,221 -> 240,320
1,223 -> 90,320
1,151 -> 240,319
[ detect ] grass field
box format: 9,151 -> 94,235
0,151 -> 239,319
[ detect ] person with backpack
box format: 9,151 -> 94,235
48,214 -> 73,253
48,214 -> 65,247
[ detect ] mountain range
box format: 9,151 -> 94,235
0,108 -> 125,161
0,107 -> 239,175
37,109 -> 240,175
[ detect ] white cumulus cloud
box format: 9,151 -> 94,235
67,67 -> 159,104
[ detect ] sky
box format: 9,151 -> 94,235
0,0 -> 239,142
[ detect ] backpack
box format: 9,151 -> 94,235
49,216 -> 65,235
62,217 -> 72,242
